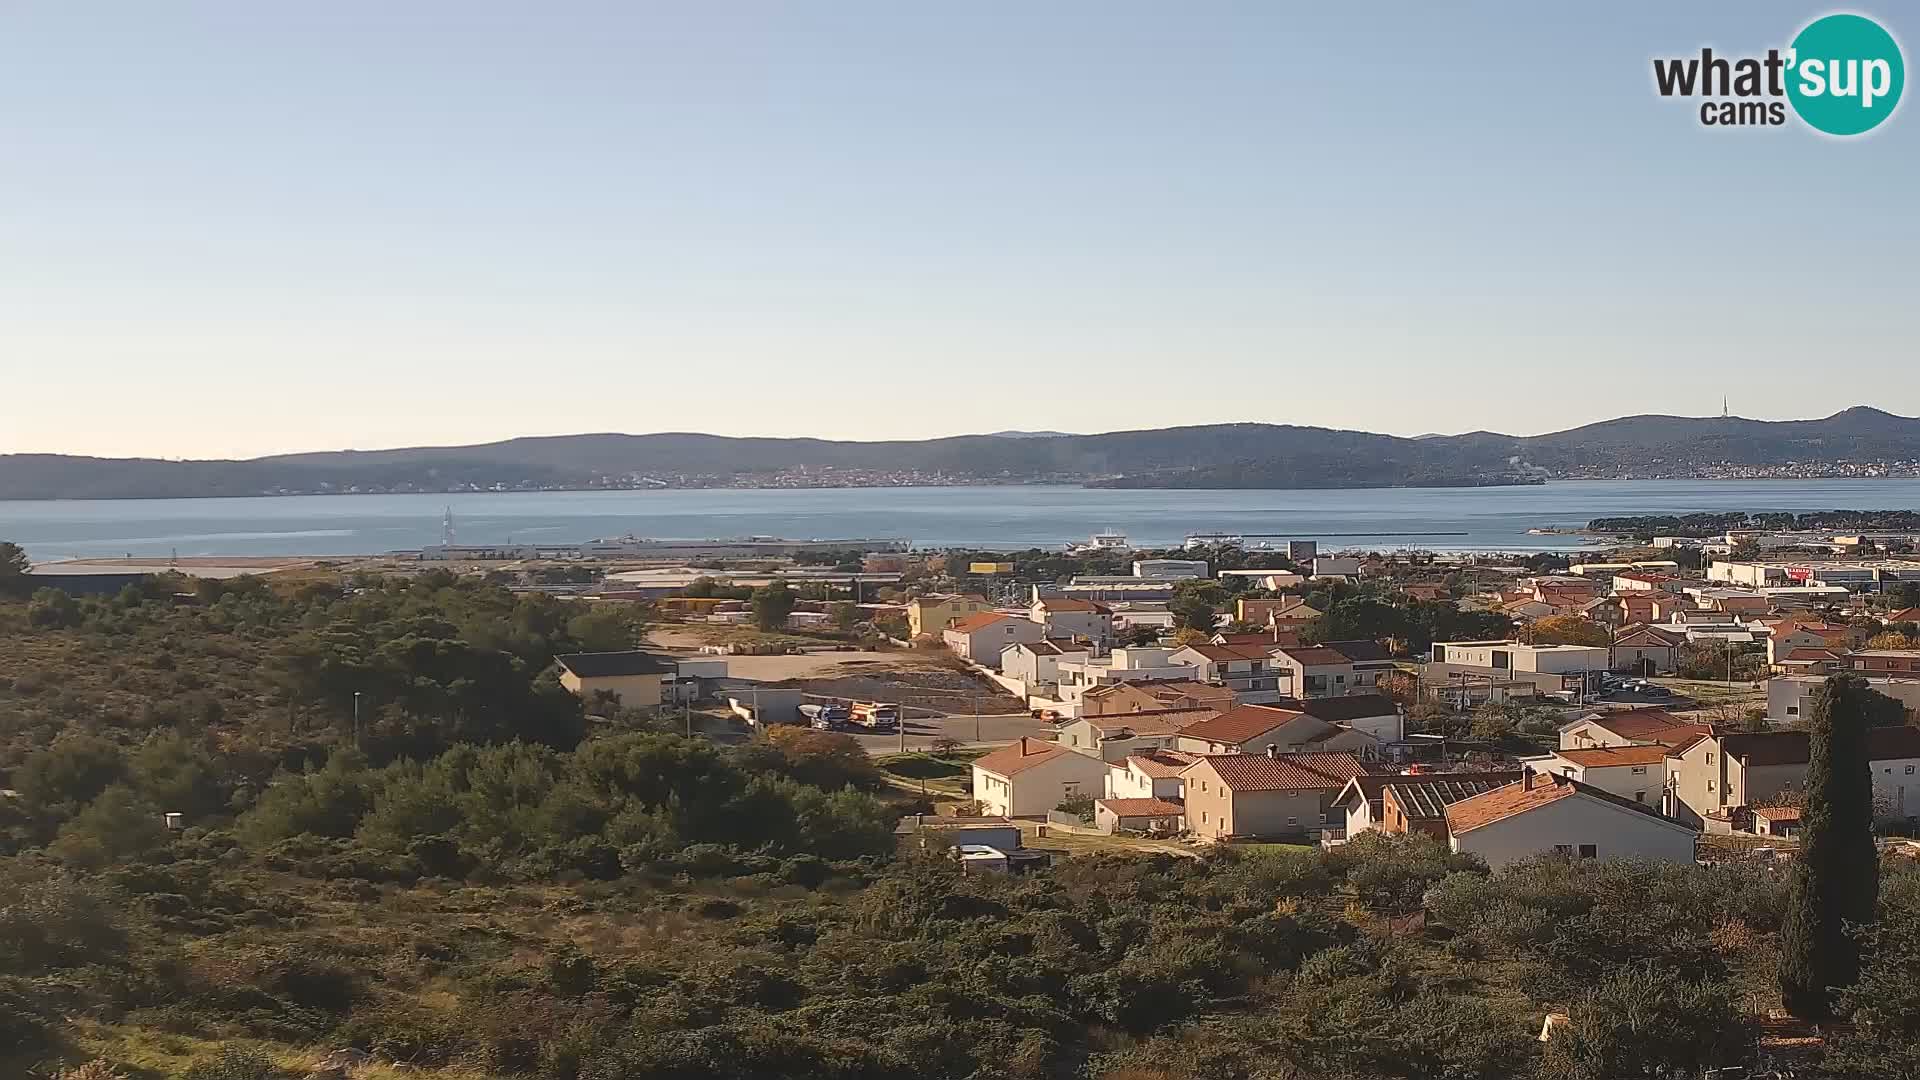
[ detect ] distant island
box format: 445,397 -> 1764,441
5,407 -> 1920,500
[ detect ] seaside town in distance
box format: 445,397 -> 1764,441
9,511 -> 1920,1074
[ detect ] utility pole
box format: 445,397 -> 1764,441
974,693 -> 982,744
352,691 -> 362,748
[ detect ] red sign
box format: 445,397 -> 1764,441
1786,567 -> 1814,582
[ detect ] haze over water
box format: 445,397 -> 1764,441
8,479 -> 1920,563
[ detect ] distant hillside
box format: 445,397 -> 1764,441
3,408 -> 1917,498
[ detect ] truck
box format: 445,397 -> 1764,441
800,702 -> 852,730
850,701 -> 901,732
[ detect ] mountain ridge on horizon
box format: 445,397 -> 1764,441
3,406 -> 1916,499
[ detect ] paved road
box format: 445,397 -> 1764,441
844,711 -> 1053,754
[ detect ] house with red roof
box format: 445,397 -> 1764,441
942,611 -> 1047,668
1443,772 -> 1697,870
1180,751 -> 1372,840
970,737 -> 1111,817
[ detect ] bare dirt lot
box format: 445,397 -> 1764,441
646,628 -> 1019,716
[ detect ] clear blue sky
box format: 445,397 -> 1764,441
3,2 -> 1914,458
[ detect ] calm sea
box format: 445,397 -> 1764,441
6,479 -> 1920,562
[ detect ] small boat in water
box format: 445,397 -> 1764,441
1068,529 -> 1131,554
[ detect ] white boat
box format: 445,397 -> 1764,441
1069,529 -> 1131,554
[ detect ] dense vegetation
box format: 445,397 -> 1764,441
7,568 -> 1920,1078
1587,509 -> 1920,537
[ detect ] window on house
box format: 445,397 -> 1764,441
1787,706 -> 1799,716
1286,816 -> 1298,827
1578,844 -> 1598,859
1631,766 -> 1647,775
1706,752 -> 1714,765
1635,791 -> 1647,803
1552,844 -> 1573,856
1202,812 -> 1208,824
1908,765 -> 1916,775
1707,779 -> 1715,791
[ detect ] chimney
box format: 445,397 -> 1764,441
1266,744 -> 1280,759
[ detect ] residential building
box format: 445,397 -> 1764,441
1174,704 -> 1377,757
943,612 -> 1048,667
1443,772 -> 1698,870
1000,639 -> 1092,692
1218,569 -> 1307,590
1236,597 -> 1322,629
1664,726 -> 1920,825
1105,749 -> 1197,800
1556,707 -> 1705,750
1030,597 -> 1116,647
1610,624 -> 1687,675
1525,745 -> 1668,805
907,593 -> 991,638
1432,640 -> 1611,675
1766,619 -> 1863,664
1312,556 -> 1362,579
1612,572 -> 1682,594
1054,707 -> 1218,762
971,738 -> 1113,817
1320,639 -> 1396,690
1132,558 -> 1209,579
1169,644 -> 1285,700
555,651 -> 673,707
1332,771 -> 1523,841
1092,797 -> 1187,835
1080,679 -> 1236,716
1181,751 -> 1372,840
1271,646 -> 1359,699
1054,647 -> 1203,702
1772,647 -> 1849,676
1850,649 -> 1920,677
1293,693 -> 1405,743
1767,674 -> 1920,723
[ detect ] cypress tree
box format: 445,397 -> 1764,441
1778,673 -> 1880,1019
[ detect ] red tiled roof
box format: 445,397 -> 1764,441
1126,750 -> 1200,778
1097,797 -> 1186,817
1752,804 -> 1802,822
1443,773 -> 1583,834
1176,703 -> 1310,745
948,611 -> 1016,634
1552,745 -> 1671,768
1192,751 -> 1371,792
972,737 -> 1074,778
1578,708 -> 1685,739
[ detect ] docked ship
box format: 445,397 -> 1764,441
1067,529 -> 1131,554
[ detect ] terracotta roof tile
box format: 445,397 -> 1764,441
1176,703 -> 1311,745
972,737 -> 1074,778
1191,751 -> 1371,792
1552,745 -> 1671,767
1125,750 -> 1200,778
948,611 -> 1016,634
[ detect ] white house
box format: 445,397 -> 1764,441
943,612 -> 1047,668
1523,745 -> 1668,806
1000,639 -> 1091,692
1030,597 -> 1116,647
1105,750 -> 1196,800
1443,773 -> 1698,870
1053,648 -> 1203,703
971,737 -> 1113,817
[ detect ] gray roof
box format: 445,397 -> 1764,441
555,651 -> 673,677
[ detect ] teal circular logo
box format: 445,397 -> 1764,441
1786,13 -> 1904,135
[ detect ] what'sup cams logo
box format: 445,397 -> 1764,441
1654,12 -> 1904,135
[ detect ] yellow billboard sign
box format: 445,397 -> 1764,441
969,561 -> 1015,574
